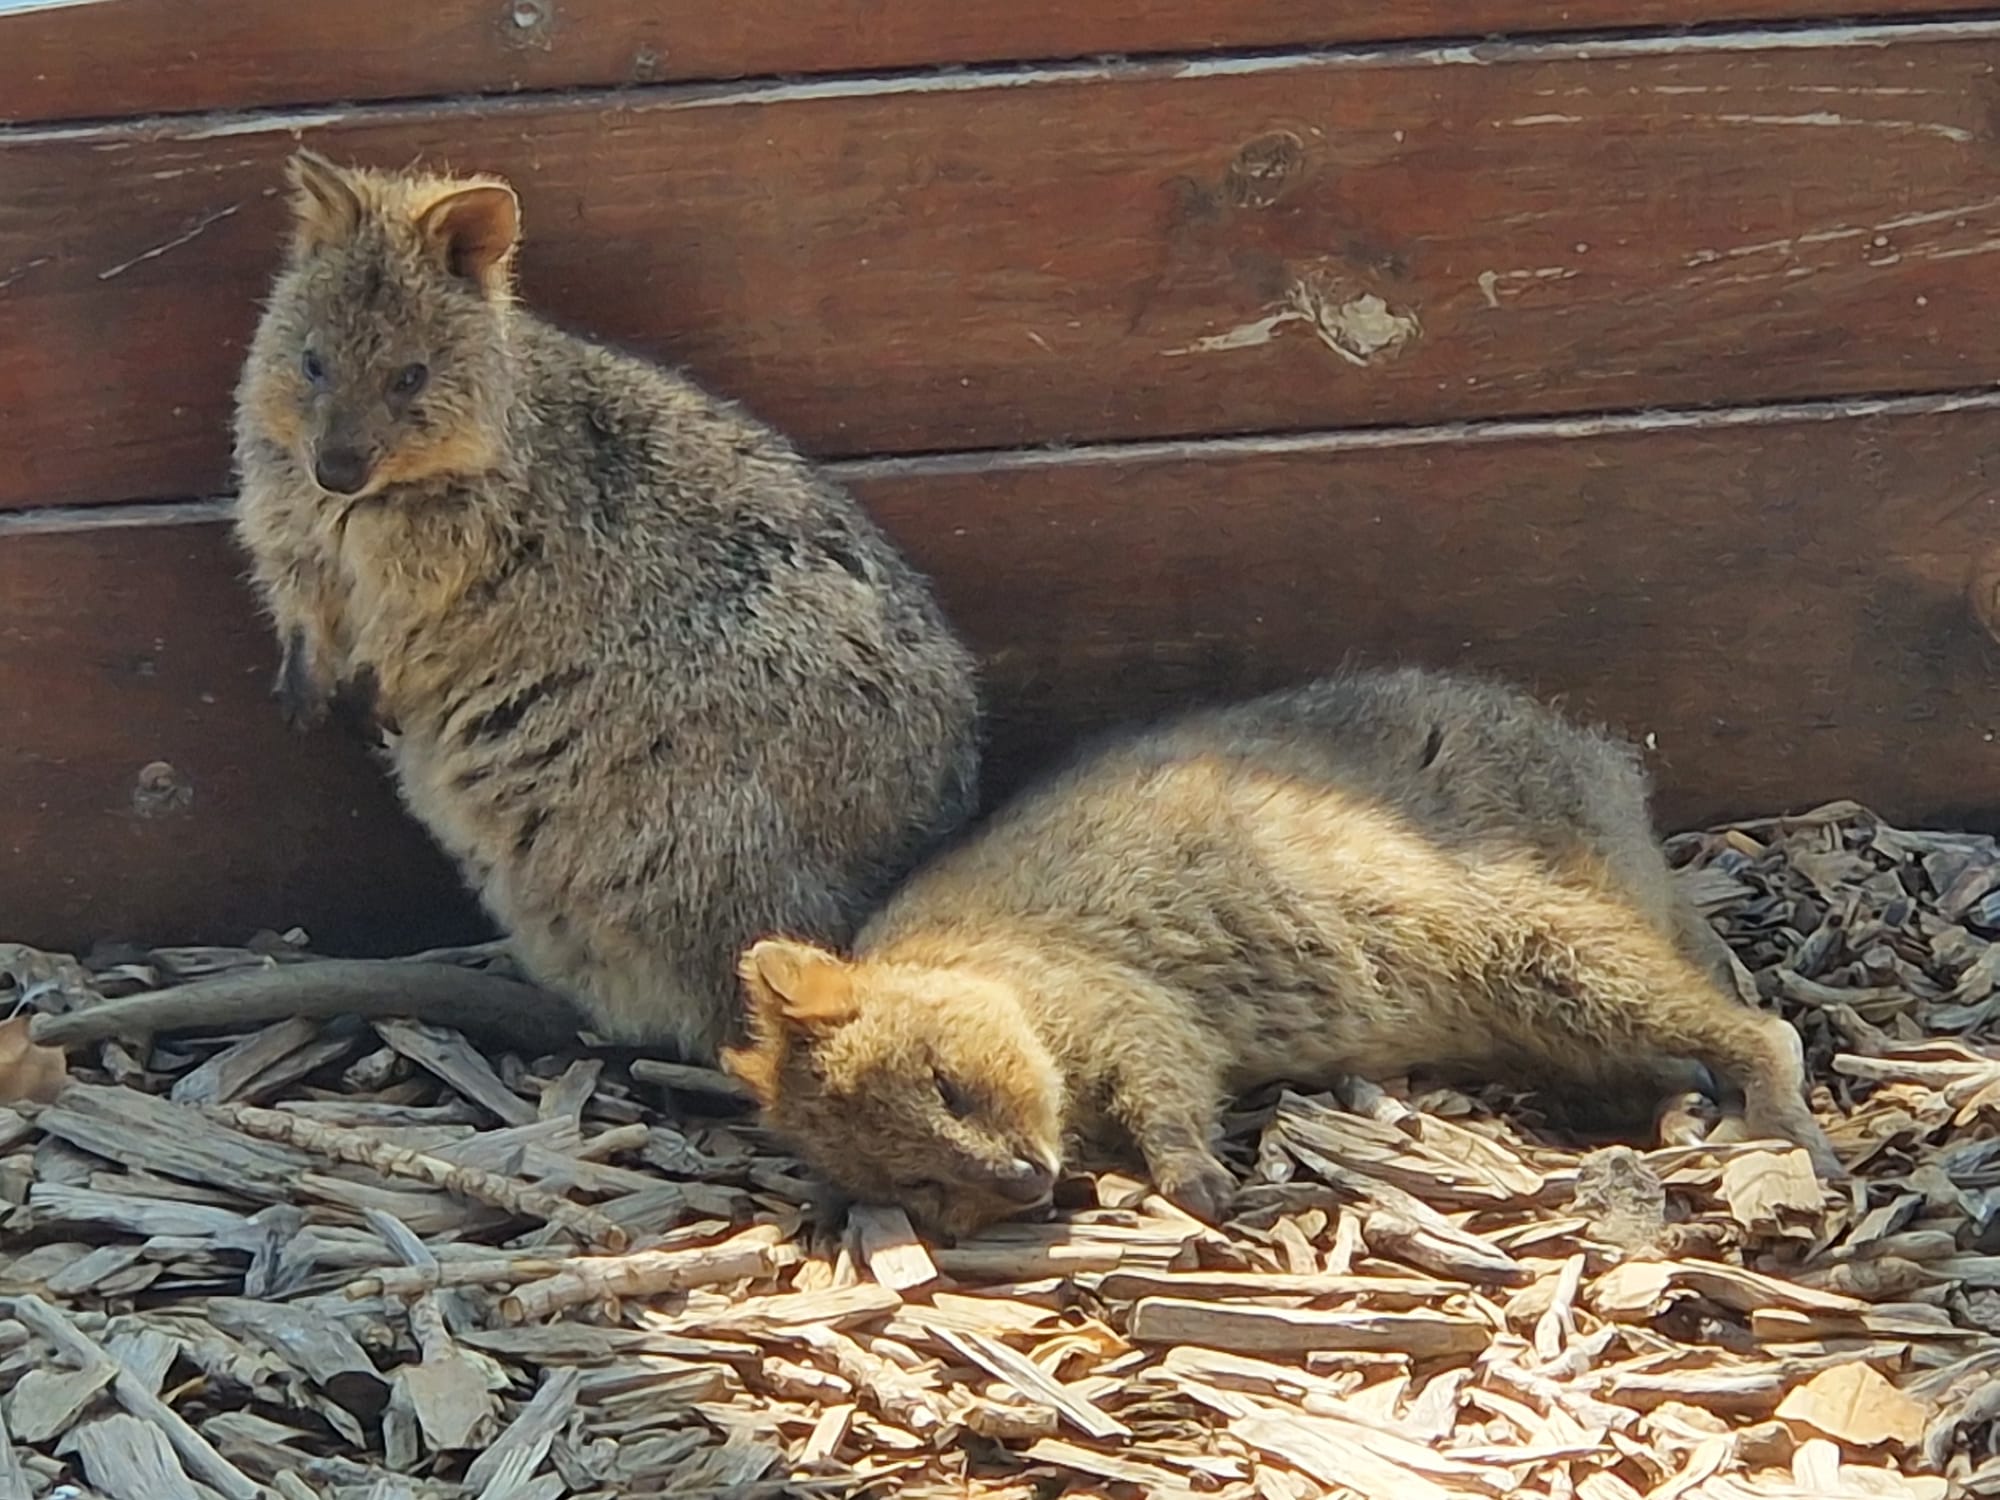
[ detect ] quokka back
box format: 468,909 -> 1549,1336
727,668 -> 1839,1238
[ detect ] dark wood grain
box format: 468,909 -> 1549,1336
0,515 -> 486,954
6,397 -> 2000,953
3,2 -> 1988,124
9,29 -> 2000,510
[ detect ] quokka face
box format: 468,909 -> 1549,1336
239,152 -> 519,504
726,939 -> 1067,1240
233,153 -> 982,1060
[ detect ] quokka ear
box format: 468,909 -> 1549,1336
726,939 -> 859,1105
416,181 -> 520,296
286,149 -> 364,255
718,1040 -> 778,1105
739,938 -> 860,1029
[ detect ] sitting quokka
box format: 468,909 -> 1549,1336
232,152 -> 979,1059
724,667 -> 1840,1237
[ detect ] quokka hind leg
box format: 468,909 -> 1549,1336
1671,896 -> 1748,1001
1578,824 -> 1746,999
1532,1054 -> 1715,1139
1647,887 -> 1763,1100
1688,1007 -> 1842,1178
1518,911 -> 1844,1179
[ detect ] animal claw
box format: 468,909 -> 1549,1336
1153,1151 -> 1238,1224
1745,1100 -> 1847,1183
274,630 -> 332,732
276,684 -> 330,733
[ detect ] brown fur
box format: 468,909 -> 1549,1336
233,152 -> 980,1059
723,668 -> 1840,1238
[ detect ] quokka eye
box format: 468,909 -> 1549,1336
934,1071 -> 976,1120
300,349 -> 328,386
390,362 -> 429,397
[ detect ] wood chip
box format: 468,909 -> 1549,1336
170,1016 -> 353,1108
9,801 -> 2000,1494
63,1414 -> 203,1500
849,1204 -> 939,1292
216,1102 -> 627,1251
1720,1149 -> 1825,1233
1130,1296 -> 1489,1358
464,1365 -> 578,1498
374,1019 -> 537,1127
0,1016 -> 67,1107
6,1361 -> 116,1445
10,1295 -> 262,1500
930,1326 -> 1129,1440
1021,1437 -> 1198,1495
629,1057 -> 754,1104
501,1225 -> 784,1321
1775,1362 -> 1929,1451
1231,1407 -> 1465,1500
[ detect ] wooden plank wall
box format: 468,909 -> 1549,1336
4,3 -> 2000,952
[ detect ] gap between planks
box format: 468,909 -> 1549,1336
10,15 -> 2000,143
7,381 -> 2000,538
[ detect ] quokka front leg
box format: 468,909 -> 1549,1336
1098,1037 -> 1237,1222
261,557 -> 350,733
275,625 -> 333,731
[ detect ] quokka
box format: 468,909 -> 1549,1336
232,152 -> 980,1059
724,667 -> 1840,1238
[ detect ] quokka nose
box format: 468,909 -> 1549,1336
991,1156 -> 1057,1205
312,447 -> 372,496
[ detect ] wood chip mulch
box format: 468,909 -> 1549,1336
4,798 -> 2000,1499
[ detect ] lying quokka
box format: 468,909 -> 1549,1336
724,668 -> 1840,1237
232,152 -> 979,1059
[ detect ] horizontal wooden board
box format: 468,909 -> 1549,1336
0,511 -> 486,954
5,395 -> 2000,954
9,27 -> 2000,510
2,3 -> 1989,125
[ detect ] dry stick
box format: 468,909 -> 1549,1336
348,1256 -> 572,1300
214,1103 -> 629,1252
629,1057 -> 755,1104
502,1224 -> 786,1322
363,1208 -> 452,1360
794,1325 -> 947,1435
930,1325 -> 1130,1440
9,1294 -> 265,1500
30,960 -> 581,1051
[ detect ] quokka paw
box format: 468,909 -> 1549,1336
1153,1150 -> 1239,1224
274,631 -> 332,733
1791,1125 -> 1848,1185
1746,1099 -> 1847,1183
275,677 -> 330,733
330,664 -> 395,742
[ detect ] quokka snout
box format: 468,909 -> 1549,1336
233,152 -> 981,1060
724,667 -> 1840,1239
